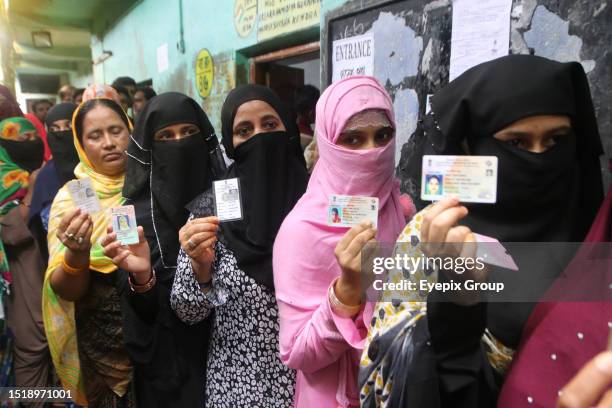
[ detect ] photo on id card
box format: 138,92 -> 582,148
111,205 -> 139,245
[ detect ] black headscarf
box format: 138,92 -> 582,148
45,102 -> 79,184
426,54 -> 603,243
219,84 -> 308,291
424,54 -> 604,347
123,92 -> 215,273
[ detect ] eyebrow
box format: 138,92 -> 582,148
260,114 -> 280,122
500,125 -> 572,137
233,120 -> 253,130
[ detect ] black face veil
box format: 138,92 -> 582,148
123,92 -> 216,271
218,84 -> 308,292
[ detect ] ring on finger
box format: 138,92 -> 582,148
77,236 -> 84,245
65,232 -> 76,241
187,238 -> 196,250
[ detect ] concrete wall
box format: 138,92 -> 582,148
91,0 -> 336,131
94,0 -> 611,189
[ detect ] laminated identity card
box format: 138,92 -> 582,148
421,155 -> 498,203
213,178 -> 243,222
327,195 -> 379,228
67,178 -> 101,213
111,205 -> 139,245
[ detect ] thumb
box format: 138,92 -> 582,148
137,226 -> 145,243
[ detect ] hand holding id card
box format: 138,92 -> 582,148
421,155 -> 498,203
67,178 -> 101,213
327,195 -> 379,228
110,205 -> 139,245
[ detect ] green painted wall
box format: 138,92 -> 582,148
92,0 -> 346,132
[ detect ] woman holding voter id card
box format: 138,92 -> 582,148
273,76 -> 406,407
101,92 -> 219,407
42,96 -> 135,407
360,55 -> 604,407
169,84 -> 308,407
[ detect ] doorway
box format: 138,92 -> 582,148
250,41 -> 320,113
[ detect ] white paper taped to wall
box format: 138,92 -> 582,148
449,0 -> 512,81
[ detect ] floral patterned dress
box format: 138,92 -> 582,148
170,192 -> 295,408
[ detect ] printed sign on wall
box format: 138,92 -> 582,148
196,49 -> 214,98
331,33 -> 374,82
234,0 -> 257,38
257,0 -> 321,41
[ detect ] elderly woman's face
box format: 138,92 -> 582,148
336,109 -> 394,150
493,115 -> 571,153
232,100 -> 286,148
81,105 -> 129,177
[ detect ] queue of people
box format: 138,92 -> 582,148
0,54 -> 608,408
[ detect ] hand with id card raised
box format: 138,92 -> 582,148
102,224 -> 152,284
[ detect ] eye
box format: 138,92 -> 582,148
235,125 -> 253,137
263,119 -> 279,130
88,131 -> 101,140
182,125 -> 199,137
110,126 -> 123,135
338,133 -> 364,148
506,138 -> 522,148
375,128 -> 394,145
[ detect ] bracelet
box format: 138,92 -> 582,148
328,277 -> 362,318
62,257 -> 85,276
128,269 -> 156,293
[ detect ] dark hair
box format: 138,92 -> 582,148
74,98 -> 130,143
427,174 -> 441,183
112,85 -> 132,104
294,85 -> 320,116
332,207 -> 339,215
112,76 -> 137,88
32,99 -> 52,111
74,88 -> 85,99
136,87 -> 157,100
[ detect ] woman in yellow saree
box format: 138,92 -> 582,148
42,96 -> 134,407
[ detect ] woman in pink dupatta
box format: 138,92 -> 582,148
273,76 -> 406,407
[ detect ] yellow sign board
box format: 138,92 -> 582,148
195,49 -> 214,98
257,0 -> 321,41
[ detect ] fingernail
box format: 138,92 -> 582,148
595,351 -> 612,375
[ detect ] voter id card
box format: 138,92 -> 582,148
213,178 -> 243,222
421,155 -> 498,203
67,178 -> 101,213
111,205 -> 139,245
327,195 -> 379,228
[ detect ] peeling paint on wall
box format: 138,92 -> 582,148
201,52 -> 236,133
393,88 -> 419,165
370,12 -> 423,85
524,5 -> 596,73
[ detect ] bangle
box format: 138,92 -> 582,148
328,277 -> 362,318
129,269 -> 156,293
62,257 -> 85,276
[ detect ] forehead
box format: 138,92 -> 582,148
233,100 -> 280,125
83,105 -> 123,128
342,109 -> 392,131
498,115 -> 571,133
51,118 -> 70,126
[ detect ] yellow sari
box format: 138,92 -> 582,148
41,102 -> 131,405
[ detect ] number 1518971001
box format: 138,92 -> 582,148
4,387 -> 72,402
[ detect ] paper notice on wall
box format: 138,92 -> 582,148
157,43 -> 169,74
332,33 -> 374,83
449,0 -> 512,81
